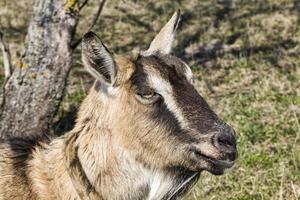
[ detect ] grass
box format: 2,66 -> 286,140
186,60 -> 300,200
1,0 -> 300,199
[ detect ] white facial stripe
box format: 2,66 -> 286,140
147,74 -> 188,129
183,63 -> 194,83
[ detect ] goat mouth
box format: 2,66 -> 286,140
190,148 -> 235,174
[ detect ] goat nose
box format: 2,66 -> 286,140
215,128 -> 237,161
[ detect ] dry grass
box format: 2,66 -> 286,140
1,0 -> 300,199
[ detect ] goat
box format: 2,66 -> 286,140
0,11 -> 237,200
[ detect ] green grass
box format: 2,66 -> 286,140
1,0 -> 300,199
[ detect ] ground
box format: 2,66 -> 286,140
0,0 -> 299,199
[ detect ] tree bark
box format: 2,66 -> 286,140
0,0 -> 79,138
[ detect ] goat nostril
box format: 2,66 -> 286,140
216,133 -> 237,152
217,135 -> 234,148
216,134 -> 237,161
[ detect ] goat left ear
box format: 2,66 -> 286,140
82,32 -> 117,86
142,10 -> 181,56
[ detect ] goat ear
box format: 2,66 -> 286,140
82,32 -> 117,85
142,10 -> 181,56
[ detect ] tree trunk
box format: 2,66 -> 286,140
0,0 -> 79,138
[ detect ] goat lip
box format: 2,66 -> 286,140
191,149 -> 235,169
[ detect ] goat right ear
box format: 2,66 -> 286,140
82,32 -> 117,85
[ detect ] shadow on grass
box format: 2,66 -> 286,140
174,1 -> 300,71
188,39 -> 297,64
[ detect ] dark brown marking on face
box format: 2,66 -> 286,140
134,54 -> 220,135
171,79 -> 219,133
143,54 -> 219,133
130,59 -> 153,96
131,59 -> 181,133
130,57 -> 197,144
139,54 -> 190,81
156,54 -> 190,79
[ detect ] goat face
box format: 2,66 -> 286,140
81,11 -> 237,175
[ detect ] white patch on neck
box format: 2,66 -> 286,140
145,167 -> 198,200
144,168 -> 173,200
147,74 -> 188,129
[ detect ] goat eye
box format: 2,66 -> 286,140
135,92 -> 161,104
138,92 -> 155,99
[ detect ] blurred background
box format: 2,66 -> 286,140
0,0 -> 299,199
